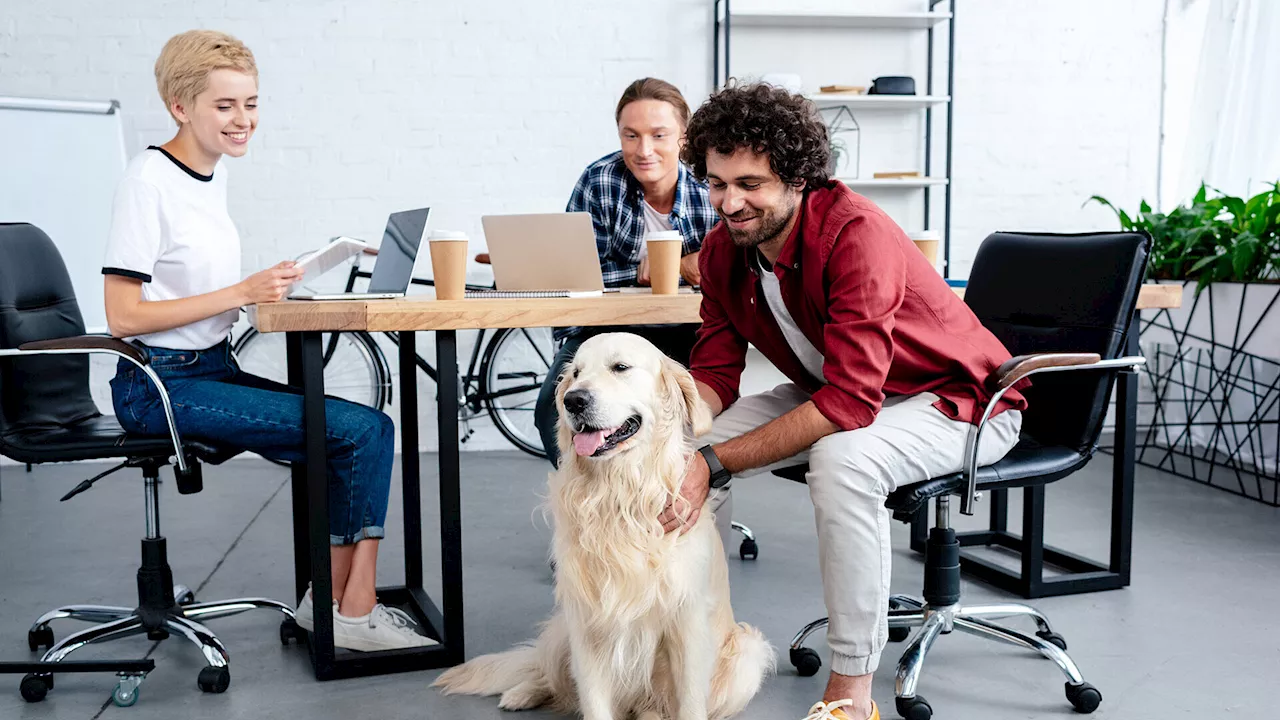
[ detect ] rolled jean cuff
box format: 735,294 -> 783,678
330,525 -> 385,546
831,649 -> 881,677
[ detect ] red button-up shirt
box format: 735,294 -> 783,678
690,183 -> 1027,432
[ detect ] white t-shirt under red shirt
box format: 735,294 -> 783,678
102,147 -> 242,350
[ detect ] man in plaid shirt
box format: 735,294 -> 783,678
534,78 -> 719,469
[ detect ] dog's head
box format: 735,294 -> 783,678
556,332 -> 712,461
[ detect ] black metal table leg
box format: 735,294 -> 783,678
435,330 -> 465,664
297,332 -> 337,678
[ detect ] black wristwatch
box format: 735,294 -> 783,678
698,445 -> 733,489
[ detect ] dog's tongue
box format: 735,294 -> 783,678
572,426 -> 619,456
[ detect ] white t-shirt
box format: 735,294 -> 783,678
102,147 -> 242,350
756,251 -> 826,383
639,200 -> 673,260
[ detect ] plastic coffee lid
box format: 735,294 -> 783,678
907,230 -> 940,241
644,230 -> 682,241
429,230 -> 468,241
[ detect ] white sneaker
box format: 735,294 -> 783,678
293,584 -> 337,633
332,604 -> 438,652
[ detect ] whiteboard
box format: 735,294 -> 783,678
0,96 -> 128,332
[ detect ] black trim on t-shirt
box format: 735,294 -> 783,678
147,145 -> 214,182
103,267 -> 153,283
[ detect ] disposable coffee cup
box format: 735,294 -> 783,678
428,230 -> 469,300
644,230 -> 683,295
908,230 -> 941,271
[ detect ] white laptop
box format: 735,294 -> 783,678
290,208 -> 430,300
472,213 -> 606,298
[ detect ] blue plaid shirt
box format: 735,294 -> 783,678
567,151 -> 719,287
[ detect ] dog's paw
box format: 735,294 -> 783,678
498,680 -> 551,710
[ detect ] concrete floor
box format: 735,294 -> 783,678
0,451 -> 1276,720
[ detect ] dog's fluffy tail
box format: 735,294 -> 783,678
432,645 -> 540,698
709,622 -> 776,719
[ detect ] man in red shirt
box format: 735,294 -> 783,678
661,84 -> 1028,720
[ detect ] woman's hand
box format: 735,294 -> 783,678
237,261 -> 304,304
637,256 -> 651,286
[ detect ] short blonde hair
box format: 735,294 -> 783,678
154,30 -> 258,123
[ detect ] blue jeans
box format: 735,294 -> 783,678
110,339 -> 395,546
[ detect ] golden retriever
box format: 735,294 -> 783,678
434,332 -> 773,720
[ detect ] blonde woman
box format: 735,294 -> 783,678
102,30 -> 432,652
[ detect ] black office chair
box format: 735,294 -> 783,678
0,223 -> 301,706
778,231 -> 1150,720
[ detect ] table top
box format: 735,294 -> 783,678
251,283 -> 1184,333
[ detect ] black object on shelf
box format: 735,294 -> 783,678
869,76 -> 917,95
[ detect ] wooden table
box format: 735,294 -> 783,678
251,283 -> 1183,678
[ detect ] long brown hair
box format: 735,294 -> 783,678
615,78 -> 691,128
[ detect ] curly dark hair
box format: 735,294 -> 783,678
681,82 -> 833,189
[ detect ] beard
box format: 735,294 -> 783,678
722,193 -> 798,249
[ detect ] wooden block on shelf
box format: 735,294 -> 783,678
819,85 -> 866,94
872,171 -> 923,179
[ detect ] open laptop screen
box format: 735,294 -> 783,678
368,208 -> 430,293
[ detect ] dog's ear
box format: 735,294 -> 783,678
660,356 -> 713,437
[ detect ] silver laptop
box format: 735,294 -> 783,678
475,212 -> 605,297
291,208 -> 431,300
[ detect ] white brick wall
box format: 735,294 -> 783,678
0,0 -> 1162,457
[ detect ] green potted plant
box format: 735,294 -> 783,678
1087,182 -> 1280,503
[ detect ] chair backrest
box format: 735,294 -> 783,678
963,231 -> 1149,452
0,223 -> 101,437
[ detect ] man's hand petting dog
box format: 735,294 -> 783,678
660,451 -> 711,534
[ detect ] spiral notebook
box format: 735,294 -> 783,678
465,288 -> 603,299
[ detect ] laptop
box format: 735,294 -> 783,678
291,208 -> 430,300
472,212 -> 605,298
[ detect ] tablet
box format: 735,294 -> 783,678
291,237 -> 367,291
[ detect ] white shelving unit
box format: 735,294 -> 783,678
712,0 -> 957,274
840,176 -> 949,189
806,94 -> 950,109
728,11 -> 951,29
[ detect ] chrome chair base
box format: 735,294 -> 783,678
789,598 -> 1102,719
24,584 -> 297,702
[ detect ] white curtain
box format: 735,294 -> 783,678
1160,0 -> 1280,208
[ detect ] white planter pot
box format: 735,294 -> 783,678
1138,280 -> 1280,481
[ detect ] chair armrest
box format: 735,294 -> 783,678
20,335 -> 147,366
1,338 -> 189,473
961,353 -> 1147,516
990,353 -> 1100,390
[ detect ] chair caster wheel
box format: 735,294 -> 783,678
280,617 -> 305,645
739,538 -> 758,560
789,646 -> 821,677
1037,630 -> 1067,650
20,674 -> 50,703
1066,682 -> 1101,713
197,666 -> 230,694
174,584 -> 196,606
113,675 -> 144,707
895,694 -> 932,720
28,626 -> 54,652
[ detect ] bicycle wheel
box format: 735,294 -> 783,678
232,329 -> 391,410
480,327 -> 555,458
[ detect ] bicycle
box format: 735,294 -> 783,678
232,247 -> 556,458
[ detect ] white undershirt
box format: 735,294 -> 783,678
639,200 -> 673,260
756,251 -> 826,383
102,148 -> 242,350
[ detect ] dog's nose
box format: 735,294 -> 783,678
563,389 -> 592,415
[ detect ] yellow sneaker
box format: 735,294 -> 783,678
802,699 -> 880,720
